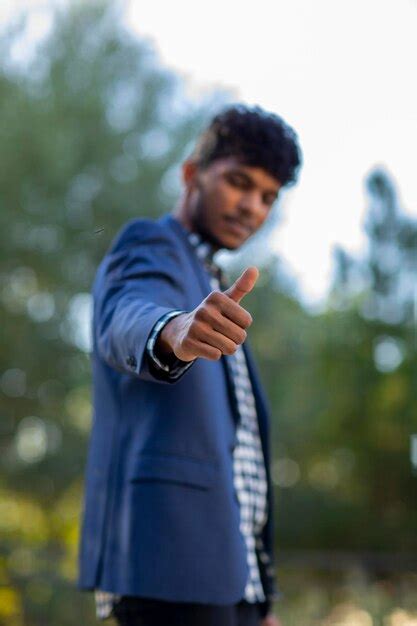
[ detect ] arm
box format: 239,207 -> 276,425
95,218 -> 259,382
94,219 -> 194,383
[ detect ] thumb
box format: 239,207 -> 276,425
224,266 -> 259,303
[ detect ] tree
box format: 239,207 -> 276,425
0,3 -> 225,624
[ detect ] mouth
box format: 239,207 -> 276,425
223,216 -> 252,238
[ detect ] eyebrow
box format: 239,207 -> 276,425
227,168 -> 279,197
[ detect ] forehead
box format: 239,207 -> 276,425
205,156 -> 281,190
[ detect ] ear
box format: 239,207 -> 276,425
181,159 -> 199,189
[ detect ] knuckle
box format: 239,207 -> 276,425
187,323 -> 197,339
182,336 -> 194,350
194,307 -> 206,322
244,313 -> 253,327
207,290 -> 221,304
224,343 -> 237,356
203,304 -> 217,323
236,305 -> 252,328
237,329 -> 247,343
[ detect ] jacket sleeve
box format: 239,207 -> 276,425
93,218 -> 196,383
146,310 -> 196,379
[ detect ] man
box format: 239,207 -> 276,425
78,105 -> 301,626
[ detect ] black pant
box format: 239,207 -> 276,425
113,596 -> 262,626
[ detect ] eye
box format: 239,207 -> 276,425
263,193 -> 278,206
226,173 -> 251,189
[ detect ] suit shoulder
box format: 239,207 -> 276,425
109,217 -> 175,254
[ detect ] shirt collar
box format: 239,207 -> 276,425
169,215 -> 224,282
187,231 -> 217,266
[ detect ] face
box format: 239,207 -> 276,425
180,156 -> 282,251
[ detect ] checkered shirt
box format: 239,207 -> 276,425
95,229 -> 276,619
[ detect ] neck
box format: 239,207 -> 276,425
171,199 -> 221,253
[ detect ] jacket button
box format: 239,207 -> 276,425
126,355 -> 137,368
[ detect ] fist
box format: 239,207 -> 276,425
157,266 -> 259,362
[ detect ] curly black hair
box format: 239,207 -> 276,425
191,104 -> 302,187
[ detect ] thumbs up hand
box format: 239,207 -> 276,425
156,267 -> 259,362
223,266 -> 259,304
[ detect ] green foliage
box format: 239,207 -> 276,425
0,2 -> 224,623
234,167 -> 417,556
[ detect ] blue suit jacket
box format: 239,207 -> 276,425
77,213 -> 275,606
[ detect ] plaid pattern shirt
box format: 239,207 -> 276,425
95,229 -> 278,619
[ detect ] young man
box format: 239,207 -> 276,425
78,105 -> 301,626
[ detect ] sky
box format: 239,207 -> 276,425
2,0 -> 417,304
124,0 -> 417,304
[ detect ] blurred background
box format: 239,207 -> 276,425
1,1 -> 417,624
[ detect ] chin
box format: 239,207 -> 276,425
221,233 -> 249,250
209,229 -> 248,251
223,240 -> 243,251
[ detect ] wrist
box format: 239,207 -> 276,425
156,313 -> 186,358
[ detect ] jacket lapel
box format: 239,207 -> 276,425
162,214 -> 213,298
